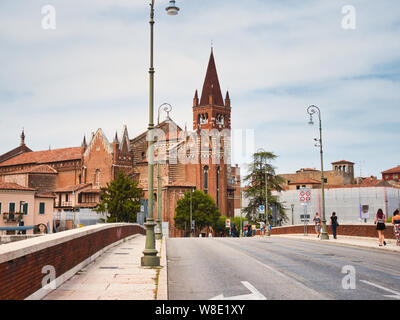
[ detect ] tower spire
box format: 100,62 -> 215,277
81,135 -> 87,151
199,49 -> 224,106
20,128 -> 25,146
225,90 -> 231,107
193,90 -> 199,107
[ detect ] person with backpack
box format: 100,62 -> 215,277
374,208 -> 387,247
330,212 -> 339,239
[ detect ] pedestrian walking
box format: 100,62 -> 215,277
251,224 -> 256,236
257,221 -> 265,236
330,212 -> 339,239
392,209 -> 400,247
247,224 -> 251,237
313,212 -> 322,238
374,208 -> 386,247
231,224 -> 238,237
208,226 -> 213,237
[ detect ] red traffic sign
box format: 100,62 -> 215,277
299,187 -> 311,205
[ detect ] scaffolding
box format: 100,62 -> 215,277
273,186 -> 400,225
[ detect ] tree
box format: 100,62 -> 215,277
174,190 -> 220,236
243,151 -> 288,226
212,215 -> 230,237
94,171 -> 143,223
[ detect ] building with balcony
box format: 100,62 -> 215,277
0,182 -> 54,235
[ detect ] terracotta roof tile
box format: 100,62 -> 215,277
55,183 -> 92,193
0,147 -> 81,167
4,164 -> 58,175
35,193 -> 56,198
325,180 -> 391,189
0,145 -> 33,163
331,160 -> 355,165
382,165 -> 400,174
0,182 -> 36,191
288,179 -> 321,185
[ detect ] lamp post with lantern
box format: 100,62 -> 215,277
307,105 -> 329,240
141,0 -> 180,267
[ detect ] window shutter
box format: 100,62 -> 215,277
39,202 -> 45,214
23,203 -> 28,215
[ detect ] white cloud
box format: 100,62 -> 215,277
0,0 -> 399,179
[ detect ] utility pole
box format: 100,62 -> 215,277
190,188 -> 194,237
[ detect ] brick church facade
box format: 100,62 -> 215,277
0,50 -> 240,237
132,50 -> 240,236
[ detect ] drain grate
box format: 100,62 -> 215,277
99,266 -> 119,269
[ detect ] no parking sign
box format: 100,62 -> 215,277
299,187 -> 311,206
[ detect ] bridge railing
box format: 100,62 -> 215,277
269,223 -> 395,239
0,223 -> 145,300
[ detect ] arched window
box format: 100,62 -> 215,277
204,165 -> 209,194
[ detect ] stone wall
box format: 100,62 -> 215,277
270,224 -> 396,239
0,223 -> 145,300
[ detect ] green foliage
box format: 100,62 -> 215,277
174,190 -> 221,236
387,216 -> 392,223
231,216 -> 247,231
212,215 -> 230,237
243,151 -> 288,226
94,171 -> 143,223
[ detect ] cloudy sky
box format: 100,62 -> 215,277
0,0 -> 399,178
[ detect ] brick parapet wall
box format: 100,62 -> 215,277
0,223 -> 145,300
269,224 -> 395,239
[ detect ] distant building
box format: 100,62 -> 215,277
0,50 -> 241,237
382,165 -> 400,182
0,130 -> 32,164
0,127 -> 133,216
279,160 -> 355,189
0,182 -> 54,234
273,179 -> 399,225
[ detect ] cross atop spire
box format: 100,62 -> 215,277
199,49 -> 224,106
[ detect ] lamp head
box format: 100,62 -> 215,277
166,0 -> 179,15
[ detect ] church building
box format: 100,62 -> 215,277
0,50 -> 241,237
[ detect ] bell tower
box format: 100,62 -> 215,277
191,49 -> 232,216
192,49 -> 231,131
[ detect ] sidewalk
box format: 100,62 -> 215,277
43,234 -> 167,300
268,234 -> 400,253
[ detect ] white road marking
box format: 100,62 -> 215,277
215,239 -> 330,300
360,280 -> 400,299
210,281 -> 267,300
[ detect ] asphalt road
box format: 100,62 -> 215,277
167,237 -> 400,300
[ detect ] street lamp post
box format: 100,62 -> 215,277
190,188 -> 194,237
155,103 -> 173,240
239,187 -> 243,237
141,0 -> 180,267
291,204 -> 294,225
257,148 -> 270,236
307,105 -> 329,240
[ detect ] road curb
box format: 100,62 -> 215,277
272,234 -> 400,253
156,238 -> 168,300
